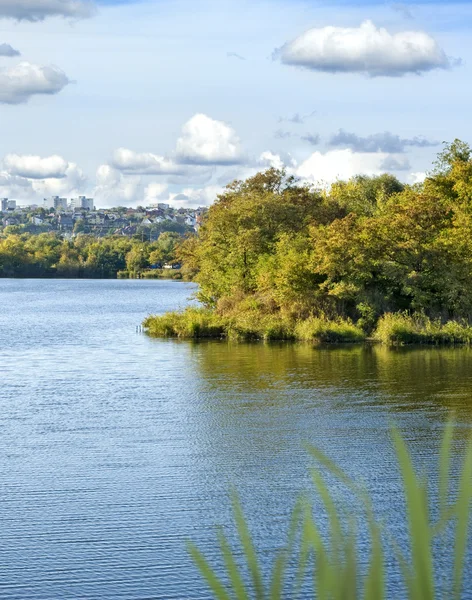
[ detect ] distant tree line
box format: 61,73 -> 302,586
0,231 -> 184,278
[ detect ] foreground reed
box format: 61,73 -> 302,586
188,420 -> 472,599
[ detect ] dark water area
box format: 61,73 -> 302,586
0,279 -> 471,599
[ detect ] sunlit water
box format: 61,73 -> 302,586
0,279 -> 471,599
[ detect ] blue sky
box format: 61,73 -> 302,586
0,0 -> 470,207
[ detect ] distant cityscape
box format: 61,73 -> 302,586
0,196 -> 206,238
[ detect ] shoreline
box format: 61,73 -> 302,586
143,308 -> 472,346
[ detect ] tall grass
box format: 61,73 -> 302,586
188,420 -> 472,599
143,308 -> 225,338
144,309 -> 365,343
294,316 -> 365,343
374,313 -> 472,345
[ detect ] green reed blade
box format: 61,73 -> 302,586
299,501 -> 333,600
341,517 -> 358,600
391,536 -> 415,600
439,417 -> 454,521
310,468 -> 343,563
363,506 -> 385,600
268,550 -> 287,600
293,500 -> 316,599
217,528 -> 249,600
231,491 -> 266,600
391,426 -> 434,600
270,496 -> 303,600
306,444 -> 358,492
187,541 -> 233,600
453,433 -> 472,600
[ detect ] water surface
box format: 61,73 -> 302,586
0,279 -> 471,599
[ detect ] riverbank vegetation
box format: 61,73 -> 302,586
143,308 -> 364,342
0,230 -> 184,278
145,140 -> 472,344
189,420 -> 472,599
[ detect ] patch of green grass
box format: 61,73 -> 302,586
188,419 -> 472,600
144,309 -> 364,343
143,308 -> 225,338
374,313 -> 472,345
141,269 -> 183,280
295,316 -> 366,343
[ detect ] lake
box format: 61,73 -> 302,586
0,279 -> 471,599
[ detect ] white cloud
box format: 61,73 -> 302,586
111,148 -> 185,175
274,20 -> 456,77
176,113 -> 243,165
144,182 -> 168,202
169,185 -> 224,207
0,43 -> 20,57
259,151 -> 285,170
4,154 -> 69,179
30,163 -> 87,197
0,62 -> 70,104
258,150 -> 297,171
93,164 -> 142,207
0,0 -> 96,22
296,149 -> 391,185
409,171 -> 427,184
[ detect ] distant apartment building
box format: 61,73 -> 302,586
54,197 -> 68,211
43,196 -> 68,211
71,196 -> 94,211
1,199 -> 17,211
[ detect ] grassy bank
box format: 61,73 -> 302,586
144,308 -> 472,345
143,307 -> 365,343
118,269 -> 184,280
189,420 -> 472,600
375,313 -> 472,345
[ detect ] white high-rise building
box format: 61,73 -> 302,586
71,196 -> 94,211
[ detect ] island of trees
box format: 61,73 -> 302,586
144,140 -> 472,344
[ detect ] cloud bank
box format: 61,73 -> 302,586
0,0 -> 96,22
274,20 -> 457,77
329,130 -> 439,153
111,148 -> 185,175
0,62 -> 70,104
4,154 -> 69,179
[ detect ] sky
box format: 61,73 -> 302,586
0,0 -> 470,208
